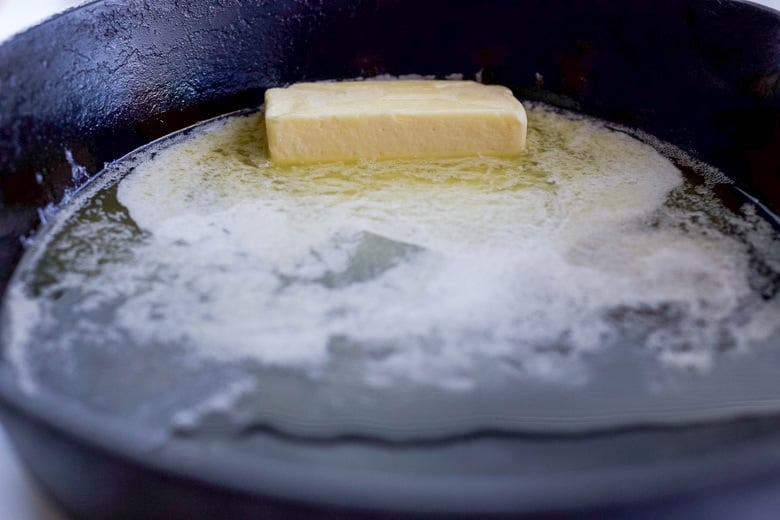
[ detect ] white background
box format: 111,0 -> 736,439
1,0 -> 780,518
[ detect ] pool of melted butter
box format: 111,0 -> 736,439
3,103 -> 780,440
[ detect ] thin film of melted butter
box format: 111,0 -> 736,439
7,103 -> 779,395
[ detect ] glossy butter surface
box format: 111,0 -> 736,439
265,80 -> 527,164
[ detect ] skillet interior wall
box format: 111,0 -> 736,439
0,0 -> 778,296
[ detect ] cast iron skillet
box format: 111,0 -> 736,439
1,0 -> 780,518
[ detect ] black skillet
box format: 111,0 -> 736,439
1,0 -> 780,518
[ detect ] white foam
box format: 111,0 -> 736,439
1,284 -> 43,393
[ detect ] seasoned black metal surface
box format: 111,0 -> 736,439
0,0 -> 779,517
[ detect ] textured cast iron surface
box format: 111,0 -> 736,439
0,0 -> 779,517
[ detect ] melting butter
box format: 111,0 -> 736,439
5,103 -> 780,394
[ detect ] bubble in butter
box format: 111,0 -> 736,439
3,102 -> 780,437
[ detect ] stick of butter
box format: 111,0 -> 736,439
265,80 -> 527,164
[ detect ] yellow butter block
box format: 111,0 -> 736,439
264,80 -> 527,164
